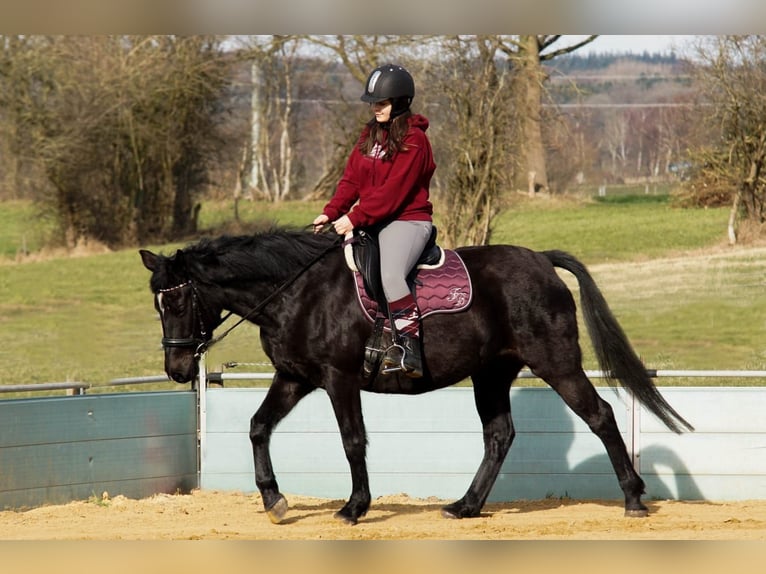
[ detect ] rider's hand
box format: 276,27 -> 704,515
312,214 -> 329,233
332,215 -> 354,236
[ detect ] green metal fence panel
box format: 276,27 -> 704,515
0,392 -> 197,510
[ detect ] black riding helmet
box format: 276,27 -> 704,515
360,64 -> 415,119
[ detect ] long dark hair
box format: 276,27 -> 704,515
358,109 -> 413,161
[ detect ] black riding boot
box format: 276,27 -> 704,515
383,294 -> 424,378
399,334 -> 423,378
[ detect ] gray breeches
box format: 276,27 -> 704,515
377,220 -> 433,302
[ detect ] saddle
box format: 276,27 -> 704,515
343,226 -> 473,329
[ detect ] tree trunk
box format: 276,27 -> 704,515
518,36 -> 548,196
304,145 -> 348,201
727,190 -> 741,245
249,59 -> 264,197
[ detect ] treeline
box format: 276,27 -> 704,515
0,36 -> 762,250
552,51 -> 683,73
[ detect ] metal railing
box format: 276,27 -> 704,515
205,368 -> 766,382
4,368 -> 765,397
0,382 -> 92,395
0,375 -> 172,396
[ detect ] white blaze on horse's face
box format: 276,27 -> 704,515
155,281 -> 200,384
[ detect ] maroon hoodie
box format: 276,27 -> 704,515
322,114 -> 435,229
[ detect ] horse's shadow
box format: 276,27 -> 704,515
278,499 -> 547,524
490,388 -> 704,506
270,499 -> 448,525
274,497 -> 665,525
263,388 -> 703,525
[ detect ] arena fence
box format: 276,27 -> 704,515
2,362 -> 766,510
198,364 -> 766,504
0,390 -> 197,510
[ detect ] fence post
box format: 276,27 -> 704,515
629,389 -> 641,470
197,353 -> 208,489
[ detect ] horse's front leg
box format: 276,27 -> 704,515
325,374 -> 370,525
250,372 -> 314,524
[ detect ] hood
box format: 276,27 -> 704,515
409,113 -> 430,132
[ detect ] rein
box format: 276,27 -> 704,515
184,225 -> 342,358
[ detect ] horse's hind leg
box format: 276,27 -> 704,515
249,372 -> 315,524
544,369 -> 648,517
442,363 -> 515,519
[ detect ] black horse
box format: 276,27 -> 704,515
139,227 -> 693,525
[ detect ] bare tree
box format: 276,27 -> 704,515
238,35 -> 300,203
423,36 -> 519,247
0,36 -> 35,200
500,35 -> 598,195
603,109 -> 630,178
683,36 -> 766,243
0,35 -> 233,247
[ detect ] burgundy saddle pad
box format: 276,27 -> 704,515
353,248 -> 472,327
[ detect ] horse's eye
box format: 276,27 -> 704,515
167,299 -> 188,314
157,292 -> 187,315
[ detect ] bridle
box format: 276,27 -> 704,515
156,225 -> 342,360
157,280 -> 228,359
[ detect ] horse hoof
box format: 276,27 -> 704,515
441,508 -> 461,520
266,495 -> 289,524
624,508 -> 649,518
333,510 -> 358,525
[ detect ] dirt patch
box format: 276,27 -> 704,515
1,489 -> 765,540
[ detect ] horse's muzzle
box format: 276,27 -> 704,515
164,345 -> 200,384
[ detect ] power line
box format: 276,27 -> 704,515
553,102 -> 705,109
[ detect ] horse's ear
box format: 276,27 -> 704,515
139,249 -> 158,271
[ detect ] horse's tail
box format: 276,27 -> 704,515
543,249 -> 694,434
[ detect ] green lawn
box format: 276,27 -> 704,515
0,200 -> 53,258
1,194 -> 763,396
490,195 -> 728,264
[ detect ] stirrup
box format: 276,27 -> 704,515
382,340 -> 423,378
381,343 -> 406,375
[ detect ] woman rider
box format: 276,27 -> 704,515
313,63 -> 436,378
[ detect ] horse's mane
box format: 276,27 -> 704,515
180,226 -> 340,285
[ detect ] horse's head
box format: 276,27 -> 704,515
139,248 -> 222,384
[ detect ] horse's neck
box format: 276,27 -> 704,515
219,257 -> 344,325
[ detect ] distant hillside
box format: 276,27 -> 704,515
546,53 -> 695,105
551,52 -> 686,73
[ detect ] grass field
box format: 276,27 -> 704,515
1,193 -> 764,397
0,200 -> 53,259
